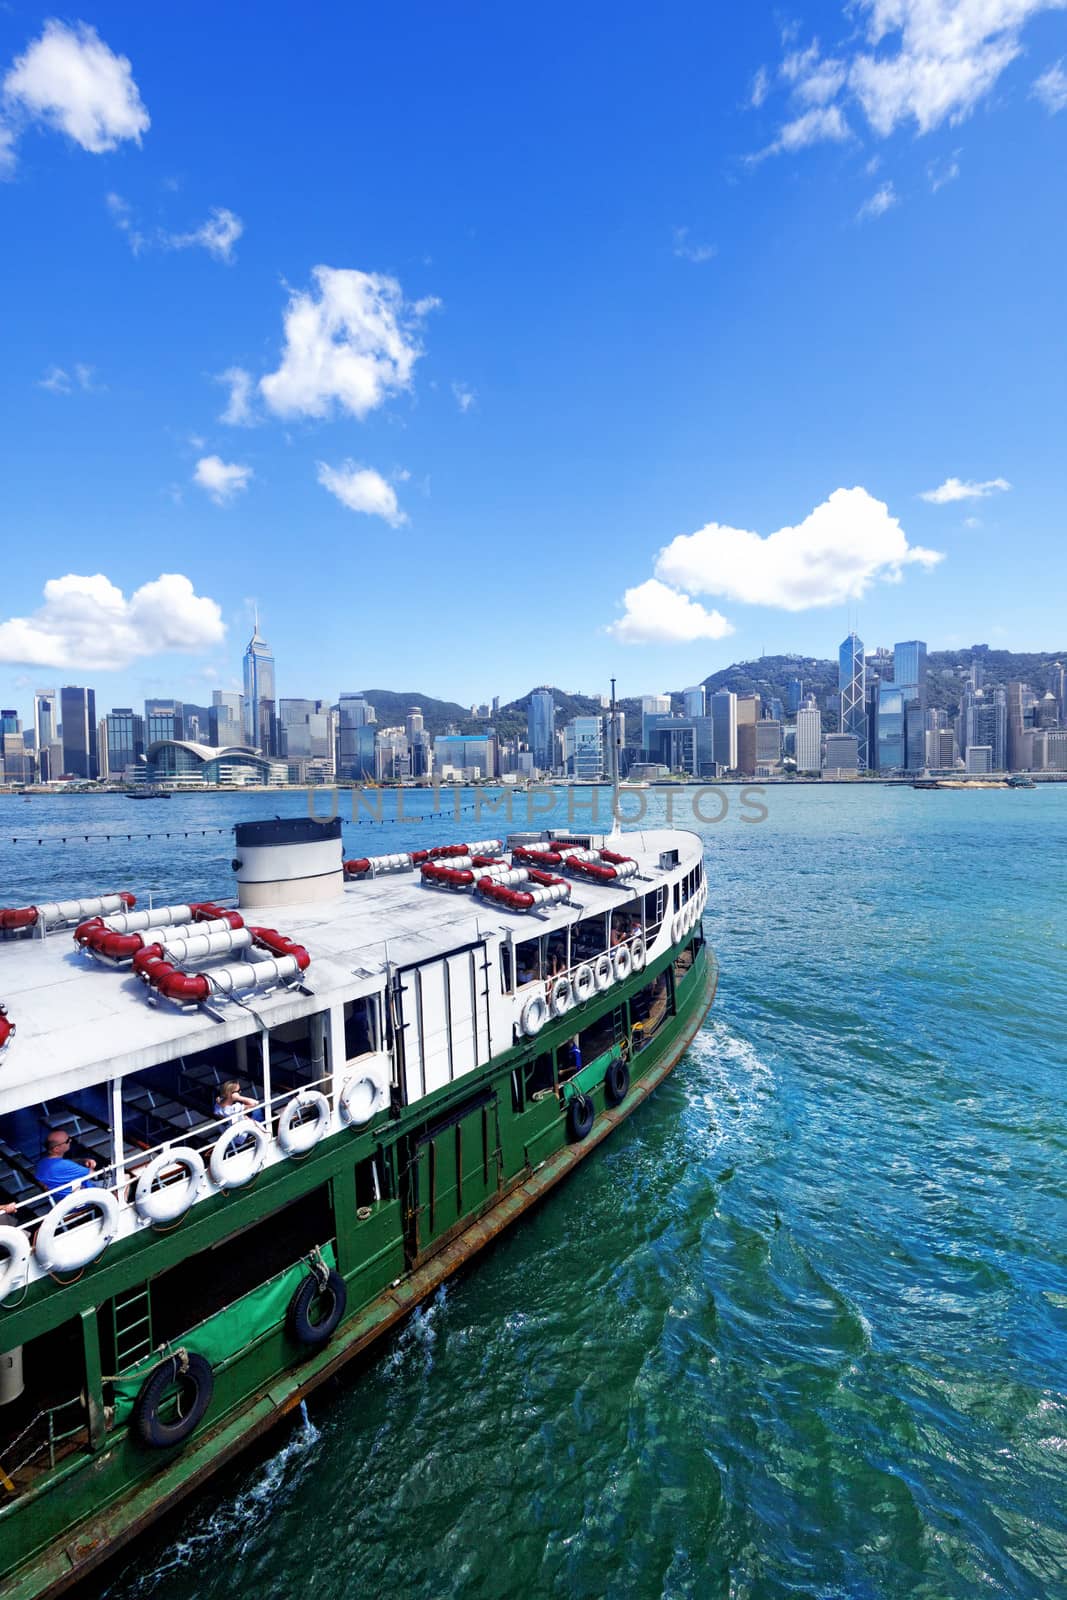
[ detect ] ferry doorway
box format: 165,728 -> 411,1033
406,1090 -> 501,1263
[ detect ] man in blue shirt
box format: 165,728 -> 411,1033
34,1130 -> 98,1203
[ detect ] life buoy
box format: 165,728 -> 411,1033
612,945 -> 632,983
0,1224 -> 31,1299
339,1070 -> 389,1128
208,1119 -> 268,1190
593,953 -> 613,993
520,993 -> 548,1037
34,1188 -> 120,1274
630,935 -> 646,972
134,1147 -> 205,1226
550,976 -> 573,1018
567,1092 -> 595,1141
604,1057 -> 630,1107
132,1351 -> 214,1448
277,1091 -> 331,1156
670,914 -> 683,943
287,1266 -> 347,1348
572,964 -> 595,1004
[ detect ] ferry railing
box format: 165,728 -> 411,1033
513,929 -> 648,997
0,1395 -> 86,1488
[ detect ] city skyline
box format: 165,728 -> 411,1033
2,7 -> 1066,711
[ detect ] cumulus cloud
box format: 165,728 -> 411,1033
919,475 -> 1011,502
452,381 -> 476,413
216,366 -> 256,425
2,21 -> 149,163
857,180 -> 898,219
194,455 -> 253,503
608,580 -> 735,645
166,206 -> 243,263
653,487 -> 943,612
750,3 -> 1065,157
672,226 -> 717,262
316,460 -> 407,526
0,573 -> 224,670
1032,58 -> 1067,112
259,267 -> 436,421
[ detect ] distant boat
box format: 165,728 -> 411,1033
1008,774 -> 1036,788
124,786 -> 171,800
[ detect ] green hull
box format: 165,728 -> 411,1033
1,939 -> 716,1600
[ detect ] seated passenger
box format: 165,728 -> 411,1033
213,1081 -> 263,1123
34,1130 -> 98,1203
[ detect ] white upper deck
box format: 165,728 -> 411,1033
0,827 -> 705,1112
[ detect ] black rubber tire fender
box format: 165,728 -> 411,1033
568,1092 -> 595,1142
286,1267 -> 347,1349
132,1352 -> 214,1449
604,1058 -> 631,1107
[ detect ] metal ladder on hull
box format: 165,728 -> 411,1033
112,1284 -> 154,1372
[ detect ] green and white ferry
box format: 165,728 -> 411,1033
0,816 -> 715,1597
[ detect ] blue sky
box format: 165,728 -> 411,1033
1,1 -> 1065,720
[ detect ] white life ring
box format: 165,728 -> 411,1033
520,992 -> 548,1037
550,977 -> 573,1018
339,1071 -> 389,1127
671,913 -> 683,943
572,963 -> 595,1004
630,935 -> 646,972
209,1118 -> 269,1191
0,1224 -> 31,1299
593,953 -> 613,993
277,1090 -> 332,1156
682,902 -> 694,933
613,945 -> 632,982
134,1146 -> 205,1225
34,1188 -> 120,1274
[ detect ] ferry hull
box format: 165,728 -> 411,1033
3,944 -> 717,1600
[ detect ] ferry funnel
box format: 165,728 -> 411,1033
232,817 -> 343,909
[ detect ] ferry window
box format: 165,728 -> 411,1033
673,943 -> 695,978
269,1014 -> 328,1089
643,888 -> 665,940
515,938 -> 542,984
576,1011 -> 620,1068
631,971 -> 673,1051
344,997 -> 377,1059
523,1053 -> 555,1102
572,915 -> 607,962
355,1152 -> 388,1210
546,929 -> 568,976
500,943 -> 513,994
673,881 -> 680,911
610,903 -> 642,943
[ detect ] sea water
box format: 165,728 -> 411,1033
3,784 -> 1065,1599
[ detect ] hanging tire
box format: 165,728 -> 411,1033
604,1058 -> 630,1107
132,1352 -> 214,1449
287,1267 -> 347,1349
567,1092 -> 595,1141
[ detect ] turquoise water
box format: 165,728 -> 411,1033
3,785 -> 1066,1599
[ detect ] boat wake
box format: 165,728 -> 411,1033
102,1405 -> 321,1597
682,1018 -> 776,1157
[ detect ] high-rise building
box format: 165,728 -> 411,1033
962,689 -> 1006,771
795,697 -> 822,772
1005,682 -> 1028,771
876,684 -> 906,771
735,695 -> 760,775
754,718 -> 782,772
710,690 -> 737,771
839,632 -> 866,757
210,690 -> 245,747
0,710 -> 18,735
893,640 -> 927,700
33,690 -> 57,778
823,733 -> 860,773
405,707 -> 432,778
527,689 -> 556,771
279,699 -> 333,766
106,708 -> 145,776
966,745 -> 993,774
144,699 -> 185,745
433,733 -> 497,779
786,678 -> 803,715
60,686 -> 97,779
564,716 -> 605,781
2,733 -> 29,783
243,612 -> 277,755
1049,662 -> 1066,721
682,685 -> 706,719
336,693 -> 376,780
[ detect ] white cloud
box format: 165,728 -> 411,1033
928,150 -> 962,189
653,487 -> 943,612
0,573 -> 224,670
105,190 -> 145,253
750,1 -> 1066,158
672,226 -> 718,262
919,475 -> 1011,502
608,580 -> 735,645
2,21 -> 148,159
963,515 -> 982,527
216,366 -> 256,425
194,455 -> 253,503
166,207 -> 243,263
452,381 -> 476,413
1032,58 -> 1067,111
36,363 -> 96,393
316,460 -> 407,526
0,120 -> 15,178
857,180 -> 898,219
750,65 -> 771,106
260,267 -> 435,420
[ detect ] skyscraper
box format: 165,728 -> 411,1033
144,699 -> 184,745
243,612 -> 277,755
710,690 -> 737,771
210,690 -> 245,747
893,640 -> 927,699
682,685 -> 706,719
106,708 -> 145,776
60,686 -> 97,779
796,696 -> 821,772
876,684 -> 906,771
527,689 -> 556,771
336,693 -> 376,780
838,631 -> 865,757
